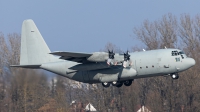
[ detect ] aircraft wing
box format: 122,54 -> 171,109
50,51 -> 93,63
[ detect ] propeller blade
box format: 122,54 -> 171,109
107,50 -> 115,65
123,50 -> 131,67
107,59 -> 112,65
123,61 -> 127,68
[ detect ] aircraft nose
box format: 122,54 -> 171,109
186,58 -> 196,67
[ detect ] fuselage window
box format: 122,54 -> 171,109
146,66 -> 148,68
175,57 -> 180,62
152,65 -> 154,68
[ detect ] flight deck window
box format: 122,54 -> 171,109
172,51 -> 174,56
179,51 -> 185,54
179,51 -> 185,59
172,51 -> 179,56
181,55 -> 184,59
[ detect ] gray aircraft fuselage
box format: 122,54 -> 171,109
11,20 -> 196,87
40,49 -> 195,84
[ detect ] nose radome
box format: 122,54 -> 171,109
188,58 -> 196,67
191,58 -> 196,66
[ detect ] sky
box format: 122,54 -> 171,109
0,1 -> 200,53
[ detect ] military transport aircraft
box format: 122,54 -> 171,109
11,20 -> 196,88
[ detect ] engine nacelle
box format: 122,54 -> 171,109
87,52 -> 123,63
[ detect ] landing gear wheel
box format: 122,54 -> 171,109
171,73 -> 179,79
124,80 -> 133,86
112,81 -> 118,86
102,82 -> 110,88
116,82 -> 123,88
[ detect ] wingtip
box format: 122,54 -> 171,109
10,65 -> 41,68
49,51 -> 63,54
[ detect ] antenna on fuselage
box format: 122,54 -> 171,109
165,46 -> 167,49
143,49 -> 146,51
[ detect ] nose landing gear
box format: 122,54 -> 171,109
171,73 -> 179,79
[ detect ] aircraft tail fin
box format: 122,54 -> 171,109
19,19 -> 59,66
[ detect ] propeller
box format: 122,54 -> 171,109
123,51 -> 132,67
107,50 -> 116,65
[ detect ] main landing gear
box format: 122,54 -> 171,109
171,73 -> 179,79
124,80 -> 132,86
102,82 -> 110,88
102,80 -> 133,88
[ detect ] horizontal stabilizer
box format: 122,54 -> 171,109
10,65 -> 41,69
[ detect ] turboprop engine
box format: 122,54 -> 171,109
123,51 -> 132,67
87,51 -> 132,68
87,51 -> 123,64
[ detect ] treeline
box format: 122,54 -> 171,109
0,13 -> 200,112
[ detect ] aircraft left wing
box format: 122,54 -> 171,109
50,51 -> 93,63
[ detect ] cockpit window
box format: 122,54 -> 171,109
172,50 -> 186,59
179,51 -> 185,54
171,51 -> 179,56
178,51 -> 185,59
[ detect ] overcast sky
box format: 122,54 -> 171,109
0,1 -> 200,53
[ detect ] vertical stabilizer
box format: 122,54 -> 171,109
20,19 -> 58,65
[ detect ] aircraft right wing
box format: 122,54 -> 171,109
50,51 -> 125,65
